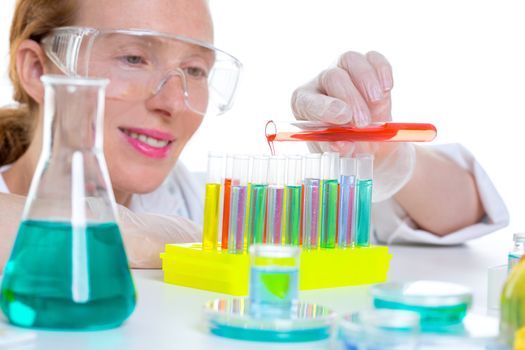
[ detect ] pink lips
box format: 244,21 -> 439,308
120,127 -> 175,159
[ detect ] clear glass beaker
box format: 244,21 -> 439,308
0,75 -> 136,330
248,244 -> 300,318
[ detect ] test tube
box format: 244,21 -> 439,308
320,152 -> 339,249
221,154 -> 234,250
284,155 -> 303,246
247,156 -> 269,246
228,155 -> 250,254
355,154 -> 374,247
202,152 -> 225,250
265,120 -> 437,142
302,153 -> 321,249
338,157 -> 357,248
266,156 -> 286,245
248,244 -> 300,318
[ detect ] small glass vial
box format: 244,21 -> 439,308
509,233 -> 525,272
248,244 -> 300,318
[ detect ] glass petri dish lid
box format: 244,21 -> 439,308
371,280 -> 473,307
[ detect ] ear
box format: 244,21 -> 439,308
15,39 -> 49,105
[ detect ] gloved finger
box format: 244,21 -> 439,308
366,51 -> 394,92
291,80 -> 354,124
338,51 -> 385,105
365,51 -> 394,122
317,67 -> 371,126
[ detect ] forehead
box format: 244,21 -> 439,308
74,0 -> 213,43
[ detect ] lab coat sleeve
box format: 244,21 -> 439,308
129,161 -> 205,225
371,143 -> 509,245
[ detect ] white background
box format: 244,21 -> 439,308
1,0 -> 524,231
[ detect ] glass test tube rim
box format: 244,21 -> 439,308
321,152 -> 340,180
206,151 -> 226,183
232,154 -> 250,186
251,155 -> 270,184
355,153 -> 374,180
249,244 -> 300,259
340,157 -> 357,177
268,155 -> 287,187
224,153 -> 234,179
304,153 -> 322,179
286,154 -> 303,186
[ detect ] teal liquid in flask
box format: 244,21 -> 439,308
0,75 -> 136,330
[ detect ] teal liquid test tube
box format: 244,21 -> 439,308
320,152 -> 339,249
285,155 -> 303,246
247,156 -> 269,246
302,153 -> 321,249
202,152 -> 225,250
266,156 -> 286,245
338,157 -> 357,248
355,154 -> 374,247
228,155 -> 250,254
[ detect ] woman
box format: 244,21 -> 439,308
0,0 -> 214,268
0,0 -> 508,269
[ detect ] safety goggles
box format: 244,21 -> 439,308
41,27 -> 242,116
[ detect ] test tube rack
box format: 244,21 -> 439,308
161,243 -> 391,295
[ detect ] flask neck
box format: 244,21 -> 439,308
42,82 -> 105,155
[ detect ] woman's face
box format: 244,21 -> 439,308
74,0 -> 212,202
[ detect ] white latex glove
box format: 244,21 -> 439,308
291,51 -> 415,202
116,204 -> 202,269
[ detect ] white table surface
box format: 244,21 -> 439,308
0,229 -> 511,350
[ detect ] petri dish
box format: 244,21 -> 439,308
203,298 -> 335,342
371,280 -> 472,330
338,309 -> 420,350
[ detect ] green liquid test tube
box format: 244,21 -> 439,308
266,156 -> 286,245
320,152 -> 339,249
247,156 -> 269,246
284,155 -> 303,246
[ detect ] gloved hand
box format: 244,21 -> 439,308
291,51 -> 415,202
116,204 -> 202,269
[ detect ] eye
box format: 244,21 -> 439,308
120,55 -> 147,66
184,66 -> 209,79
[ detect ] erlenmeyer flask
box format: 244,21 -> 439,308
0,75 -> 136,330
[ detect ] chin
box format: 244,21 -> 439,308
111,169 -> 169,196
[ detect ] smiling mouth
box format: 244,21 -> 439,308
119,127 -> 174,148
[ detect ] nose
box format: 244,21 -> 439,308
145,69 -> 188,116
154,69 -> 188,98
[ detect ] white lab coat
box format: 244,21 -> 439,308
0,143 -> 509,245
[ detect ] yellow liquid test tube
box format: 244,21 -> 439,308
202,152 -> 225,250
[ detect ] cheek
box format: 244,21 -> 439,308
180,115 -> 204,140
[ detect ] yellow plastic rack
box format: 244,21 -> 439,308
161,243 -> 391,295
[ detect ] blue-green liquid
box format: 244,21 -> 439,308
210,321 -> 330,342
247,184 -> 268,245
355,179 -> 372,247
320,179 -> 338,249
0,220 -> 136,330
374,299 -> 468,331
